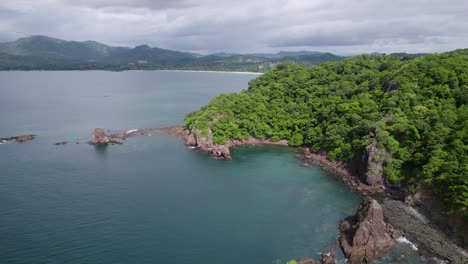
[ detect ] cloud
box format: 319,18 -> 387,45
0,0 -> 466,54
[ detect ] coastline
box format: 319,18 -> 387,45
0,69 -> 264,75
11,125 -> 466,263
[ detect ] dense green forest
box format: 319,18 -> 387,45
185,50 -> 468,216
0,36 -> 344,71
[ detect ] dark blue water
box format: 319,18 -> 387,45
0,71 -> 426,264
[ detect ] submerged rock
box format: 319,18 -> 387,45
54,141 -> 67,145
339,197 -> 394,264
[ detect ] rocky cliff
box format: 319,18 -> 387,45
339,198 -> 394,263
382,199 -> 468,263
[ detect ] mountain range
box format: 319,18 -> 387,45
0,36 -> 345,71
0,36 -> 427,72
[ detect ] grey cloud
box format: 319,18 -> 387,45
63,0 -> 196,10
0,0 -> 466,54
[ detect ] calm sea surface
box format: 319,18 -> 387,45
0,71 -> 426,263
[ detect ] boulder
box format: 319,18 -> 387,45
320,253 -> 336,264
90,128 -> 110,145
339,197 -> 394,263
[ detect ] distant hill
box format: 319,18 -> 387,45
0,35 -> 345,71
251,50 -> 325,58
0,35 -> 198,68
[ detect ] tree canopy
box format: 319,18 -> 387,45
185,49 -> 468,216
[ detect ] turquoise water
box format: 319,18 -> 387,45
0,71 -> 425,263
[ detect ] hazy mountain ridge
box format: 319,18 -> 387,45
0,36 -> 347,71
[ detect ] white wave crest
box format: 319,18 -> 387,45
396,236 -> 418,251
126,129 -> 138,134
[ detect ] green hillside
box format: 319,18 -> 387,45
0,35 -> 344,71
185,50 -> 468,215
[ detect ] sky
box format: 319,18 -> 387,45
0,0 -> 467,55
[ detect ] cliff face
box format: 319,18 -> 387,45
361,141 -> 391,189
339,198 -> 394,264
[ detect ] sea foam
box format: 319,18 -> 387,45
396,236 -> 418,251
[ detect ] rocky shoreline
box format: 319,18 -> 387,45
383,200 -> 468,263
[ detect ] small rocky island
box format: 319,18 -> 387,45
89,128 -> 122,145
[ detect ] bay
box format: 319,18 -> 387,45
0,71 -> 426,263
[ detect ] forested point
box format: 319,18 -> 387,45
185,49 -> 468,216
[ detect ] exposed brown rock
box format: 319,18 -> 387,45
296,253 -> 336,264
185,133 -> 197,146
90,128 -> 110,144
339,197 -> 394,264
0,134 -> 36,143
320,253 -> 336,264
15,135 -> 36,142
298,258 -> 319,264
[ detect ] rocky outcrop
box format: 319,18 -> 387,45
54,141 -> 67,145
382,199 -> 468,263
90,128 -> 110,144
0,134 -> 36,143
361,141 -> 391,189
339,197 -> 394,264
297,253 -> 336,264
90,128 -> 122,145
185,127 -> 232,159
406,188 -> 468,248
